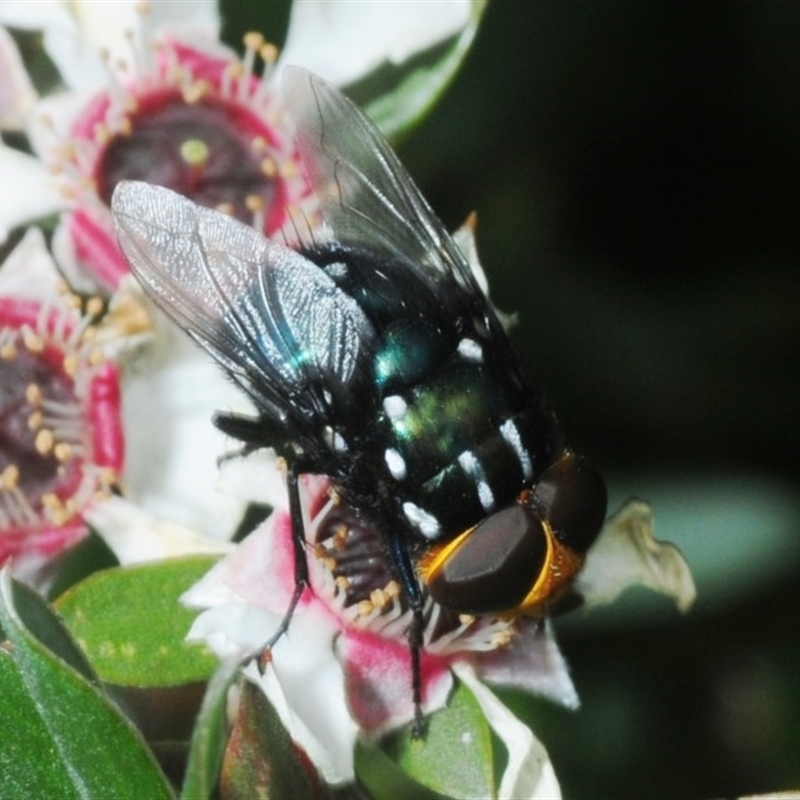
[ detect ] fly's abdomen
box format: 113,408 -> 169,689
374,342 -> 559,542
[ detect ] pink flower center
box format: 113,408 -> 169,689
46,33 -> 306,289
0,296 -> 123,559
96,88 -> 289,230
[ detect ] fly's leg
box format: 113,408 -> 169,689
257,462 -> 310,671
387,531 -> 427,739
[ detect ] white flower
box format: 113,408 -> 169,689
184,473 -> 694,795
0,228 -> 122,574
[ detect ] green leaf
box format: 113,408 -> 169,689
54,556 -> 219,687
354,0 -> 489,141
8,579 -> 97,682
356,679 -> 497,800
221,679 -> 332,800
44,527 -> 120,601
180,658 -> 240,800
0,566 -> 174,799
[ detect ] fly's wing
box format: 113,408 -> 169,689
112,181 -> 377,445
281,67 -> 501,336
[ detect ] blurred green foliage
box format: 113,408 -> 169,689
224,1 -> 800,796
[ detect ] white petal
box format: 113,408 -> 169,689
279,0 -> 472,87
575,499 -> 697,612
0,0 -> 107,90
189,592 -> 358,785
85,495 -> 232,565
70,0 -> 221,84
454,664 -> 562,800
473,620 -> 579,711
0,146 -> 61,244
180,512 -> 298,616
121,312 -> 256,540
186,602 -> 279,659
0,226 -> 61,297
0,26 -> 37,129
2,0 -> 220,90
244,605 -> 359,786
26,87 -> 96,162
216,449 -> 289,509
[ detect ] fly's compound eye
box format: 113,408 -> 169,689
530,451 -> 608,554
419,452 -> 608,617
421,503 -> 549,615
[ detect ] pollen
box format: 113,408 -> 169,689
490,628 -> 514,648
94,122 -> 112,146
0,465 -> 20,490
243,31 -> 265,52
62,354 -> 79,377
260,42 -> 279,66
34,429 -> 55,455
86,297 -> 105,318
370,588 -> 389,609
245,194 -> 265,212
25,384 -> 42,405
357,599 -> 374,617
331,524 -> 349,551
22,331 -> 44,353
384,581 -> 401,600
182,79 -> 211,105
54,443 -> 73,463
260,157 -> 277,178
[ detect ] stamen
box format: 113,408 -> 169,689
22,330 -> 44,353
54,443 -> 73,462
34,429 -> 55,455
0,465 -> 20,490
25,384 -> 42,405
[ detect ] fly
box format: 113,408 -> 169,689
111,66 -> 608,736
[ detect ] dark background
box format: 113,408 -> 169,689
227,2 -> 800,797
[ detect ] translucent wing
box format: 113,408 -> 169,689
112,181 -> 377,437
281,66 -> 489,315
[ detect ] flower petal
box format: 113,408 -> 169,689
575,499 -> 697,612
0,146 -> 61,244
0,226 -> 61,297
69,0 -> 220,83
216,449 -> 288,510
120,315 -> 255,541
454,664 -> 562,800
244,605 -> 359,787
0,0 -> 107,90
84,495 -> 232,565
336,628 -> 453,738
181,512 -> 297,616
2,0 -> 220,90
186,602 -> 279,659
470,619 -> 579,710
0,25 -> 37,129
279,0 -> 472,88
